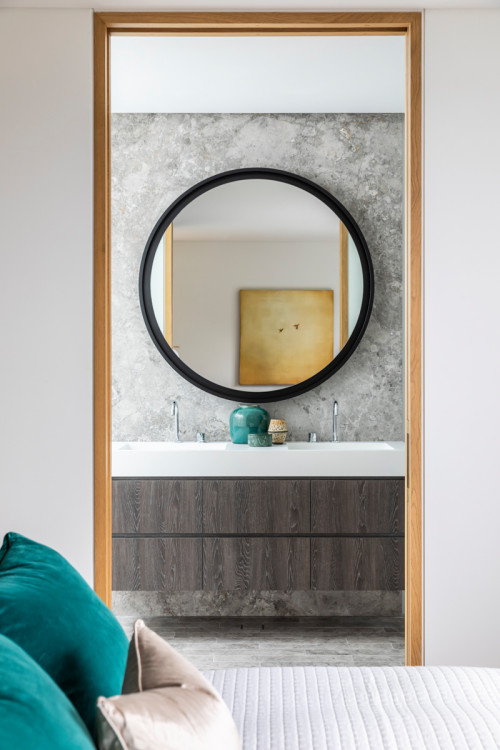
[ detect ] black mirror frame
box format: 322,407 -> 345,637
139,167 -> 374,403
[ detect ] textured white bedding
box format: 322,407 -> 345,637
203,666 -> 500,749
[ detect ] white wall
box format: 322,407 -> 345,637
172,239 -> 339,389
3,0 -> 500,9
424,9 -> 500,665
3,6 -> 500,663
0,10 -> 94,584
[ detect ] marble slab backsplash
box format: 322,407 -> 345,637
112,113 -> 404,443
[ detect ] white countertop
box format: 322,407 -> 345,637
112,441 -> 405,478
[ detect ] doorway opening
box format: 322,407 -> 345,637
94,12 -> 422,666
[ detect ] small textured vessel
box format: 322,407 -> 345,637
268,418 -> 288,444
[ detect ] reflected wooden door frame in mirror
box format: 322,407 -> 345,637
139,168 -> 374,403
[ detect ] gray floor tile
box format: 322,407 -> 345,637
117,615 -> 405,669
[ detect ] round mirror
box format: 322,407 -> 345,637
139,168 -> 374,403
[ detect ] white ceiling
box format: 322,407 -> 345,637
111,35 -> 405,113
174,180 -> 340,240
3,2 -> 500,9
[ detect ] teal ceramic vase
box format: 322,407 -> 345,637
229,405 -> 270,444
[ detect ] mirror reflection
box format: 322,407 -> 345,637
148,178 -> 364,391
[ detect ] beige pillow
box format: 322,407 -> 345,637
96,620 -> 241,750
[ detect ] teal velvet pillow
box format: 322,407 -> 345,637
0,634 -> 95,750
0,532 -> 128,739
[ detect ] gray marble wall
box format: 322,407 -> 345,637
112,114 -> 404,443
113,591 -> 403,618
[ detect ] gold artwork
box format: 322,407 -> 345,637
239,290 -> 334,385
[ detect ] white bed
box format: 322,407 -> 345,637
204,665 -> 500,749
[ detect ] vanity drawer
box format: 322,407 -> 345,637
203,479 -> 309,534
311,479 -> 404,534
311,537 -> 404,591
112,537 -> 202,591
112,479 -> 202,534
203,537 -> 310,592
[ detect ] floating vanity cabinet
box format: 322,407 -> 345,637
203,480 -> 310,591
112,479 -> 203,591
311,537 -> 403,591
113,537 -> 202,592
311,479 -> 404,592
203,479 -> 309,535
112,477 -> 404,607
204,538 -> 310,592
112,479 -> 202,534
311,479 -> 403,535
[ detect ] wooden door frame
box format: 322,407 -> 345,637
94,12 -> 422,665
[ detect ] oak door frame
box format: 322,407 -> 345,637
94,12 -> 422,666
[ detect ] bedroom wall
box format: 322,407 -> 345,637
2,6 -> 500,667
424,9 -> 500,667
0,9 -> 94,584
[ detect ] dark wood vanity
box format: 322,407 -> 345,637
112,477 -> 404,594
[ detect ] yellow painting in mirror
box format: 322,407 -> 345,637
239,289 -> 334,385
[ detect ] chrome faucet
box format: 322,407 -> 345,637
171,400 -> 180,442
333,400 -> 339,442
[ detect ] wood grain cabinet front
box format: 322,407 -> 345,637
311,479 -> 404,534
203,536 -> 310,592
311,537 -> 404,591
112,537 -> 202,591
112,477 -> 404,594
113,479 -> 202,534
203,479 -> 309,534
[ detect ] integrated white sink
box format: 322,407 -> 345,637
112,441 -> 404,477
286,441 -> 396,451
